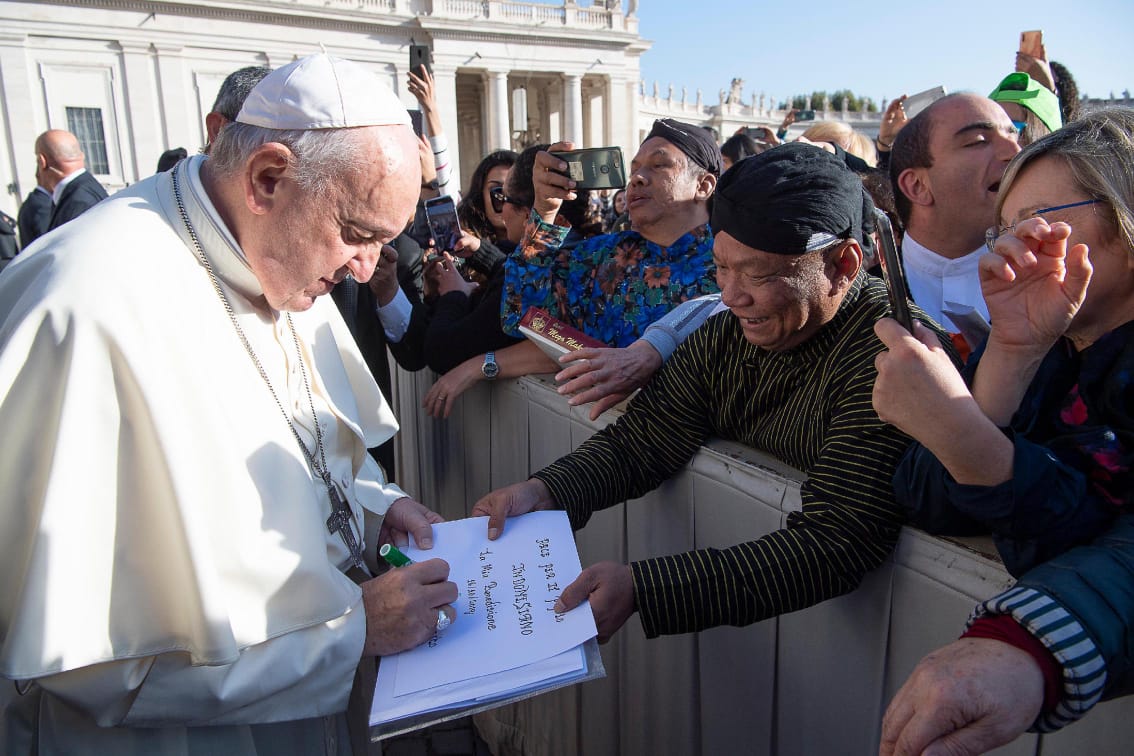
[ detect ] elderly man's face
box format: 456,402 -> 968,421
625,137 -> 703,229
255,126 -> 420,312
713,231 -> 844,352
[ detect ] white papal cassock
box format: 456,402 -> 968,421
0,155 -> 407,754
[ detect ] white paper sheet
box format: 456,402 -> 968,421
372,646 -> 586,725
370,511 -> 599,726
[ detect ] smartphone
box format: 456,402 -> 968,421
424,195 -> 462,252
744,126 -> 774,143
873,208 -> 914,333
551,147 -> 626,190
1019,29 -> 1044,58
408,109 -> 424,138
795,110 -> 816,121
902,86 -> 947,119
409,44 -> 432,76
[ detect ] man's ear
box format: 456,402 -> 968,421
204,113 -> 227,147
826,240 -> 862,293
696,171 -> 717,202
244,143 -> 292,215
897,167 -> 933,209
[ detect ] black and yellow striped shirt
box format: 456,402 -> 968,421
535,273 -> 950,637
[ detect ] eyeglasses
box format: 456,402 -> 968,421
489,186 -> 523,214
985,199 -> 1101,254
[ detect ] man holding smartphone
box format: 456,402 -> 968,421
500,118 -> 722,347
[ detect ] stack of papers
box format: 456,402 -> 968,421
370,511 -> 603,738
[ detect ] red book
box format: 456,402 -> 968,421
518,308 -> 604,360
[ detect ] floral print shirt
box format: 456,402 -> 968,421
501,210 -> 718,347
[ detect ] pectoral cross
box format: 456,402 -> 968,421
325,485 -> 364,570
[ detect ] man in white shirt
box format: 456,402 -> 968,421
0,54 -> 456,755
890,93 -> 1021,332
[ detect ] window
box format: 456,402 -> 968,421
65,106 -> 109,175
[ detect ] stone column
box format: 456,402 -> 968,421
431,65 -> 461,189
487,69 -> 510,151
582,78 -> 605,147
606,74 -> 637,163
0,33 -> 38,212
563,73 -> 583,144
153,43 -> 193,153
117,40 -> 162,183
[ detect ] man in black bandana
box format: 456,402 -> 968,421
498,118 -> 721,350
476,144 -> 954,645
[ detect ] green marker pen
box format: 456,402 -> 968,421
379,543 -> 415,568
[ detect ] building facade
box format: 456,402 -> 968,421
0,0 -> 649,217
0,0 -> 890,220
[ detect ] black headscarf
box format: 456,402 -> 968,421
646,119 -> 723,176
712,143 -> 865,255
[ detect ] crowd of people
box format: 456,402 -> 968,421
0,37 -> 1130,756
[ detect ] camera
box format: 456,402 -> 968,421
795,110 -> 816,122
551,147 -> 626,190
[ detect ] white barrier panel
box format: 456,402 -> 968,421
393,369 -> 1131,755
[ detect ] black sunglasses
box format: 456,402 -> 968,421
489,185 -> 523,214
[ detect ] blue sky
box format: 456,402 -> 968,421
637,1 -> 1133,110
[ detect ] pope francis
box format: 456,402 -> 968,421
0,54 -> 457,754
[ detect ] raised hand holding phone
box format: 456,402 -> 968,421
424,195 -> 463,252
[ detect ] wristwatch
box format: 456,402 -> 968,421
481,351 -> 500,380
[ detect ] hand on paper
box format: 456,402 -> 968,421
380,496 -> 444,550
555,561 -> 634,644
879,637 -> 1043,756
471,477 -> 557,541
361,559 -> 458,656
556,341 -> 662,420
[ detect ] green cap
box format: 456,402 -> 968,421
989,72 -> 1062,133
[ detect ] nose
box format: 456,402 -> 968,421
716,271 -> 751,309
628,168 -> 646,187
995,130 -> 1022,162
345,247 -> 381,283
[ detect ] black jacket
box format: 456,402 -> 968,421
17,188 -> 52,249
48,171 -> 108,232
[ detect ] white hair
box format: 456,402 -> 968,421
207,122 -> 367,195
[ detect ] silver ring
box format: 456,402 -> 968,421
435,609 -> 452,632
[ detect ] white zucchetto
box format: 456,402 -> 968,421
237,53 -> 410,130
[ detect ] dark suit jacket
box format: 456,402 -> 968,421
0,210 -> 17,265
331,233 -> 428,480
17,188 -> 52,249
48,171 -> 108,232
